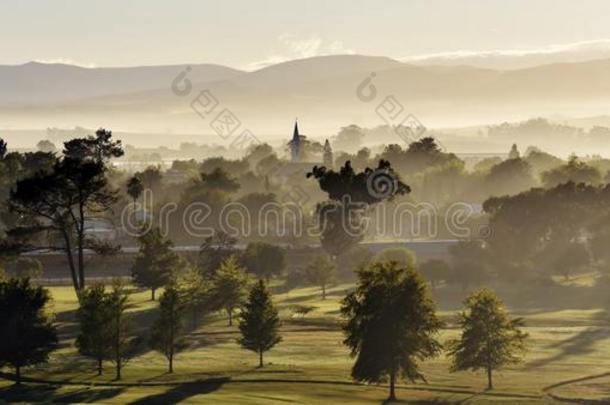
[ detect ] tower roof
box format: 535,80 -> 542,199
292,120 -> 300,141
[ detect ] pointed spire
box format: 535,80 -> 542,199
293,119 -> 299,141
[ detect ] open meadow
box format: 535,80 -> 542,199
2,278 -> 610,404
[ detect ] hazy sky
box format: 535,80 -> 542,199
3,0 -> 610,69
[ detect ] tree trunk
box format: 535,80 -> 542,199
169,353 -> 174,373
62,230 -> 80,294
228,309 -> 233,326
388,368 -> 396,401
322,284 -> 326,300
77,203 -> 86,290
259,349 -> 263,368
116,357 -> 121,380
151,288 -> 156,301
487,366 -> 493,390
15,365 -> 21,385
97,358 -> 103,376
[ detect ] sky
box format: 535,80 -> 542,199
2,0 -> 610,69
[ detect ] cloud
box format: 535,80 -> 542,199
32,58 -> 97,68
400,39 -> 610,69
245,34 -> 355,71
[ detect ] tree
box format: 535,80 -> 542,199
180,267 -> 214,329
419,259 -> 450,288
126,176 -> 143,208
541,155 -> 602,188
308,160 -> 409,256
448,288 -> 527,390
238,280 -> 282,367
241,242 -> 286,281
131,227 -> 182,300
150,284 -> 188,373
304,254 -> 337,299
63,128 -> 124,163
212,256 -> 249,326
36,140 -> 57,154
372,247 -> 416,268
13,257 -> 43,279
76,284 -> 113,375
198,231 -> 238,276
6,130 -> 123,293
0,278 -> 57,384
107,281 -> 138,380
341,261 -> 442,401
332,125 -> 365,153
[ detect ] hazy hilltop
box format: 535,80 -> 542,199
2,54 -> 610,146
0,62 -> 243,105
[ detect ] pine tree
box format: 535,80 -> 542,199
238,280 -> 282,367
212,256 -> 249,326
0,278 -> 57,384
341,261 -> 442,401
131,227 -> 182,300
76,284 -> 113,375
448,288 -> 528,390
107,281 -> 138,380
304,254 -> 336,299
150,284 -> 188,373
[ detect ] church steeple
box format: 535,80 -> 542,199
290,119 -> 301,162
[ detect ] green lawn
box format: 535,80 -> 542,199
1,282 -> 610,404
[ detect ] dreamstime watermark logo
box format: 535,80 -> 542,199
366,169 -> 399,199
355,72 -> 432,147
119,189 -> 491,241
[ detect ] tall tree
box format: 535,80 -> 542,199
76,284 -> 113,375
341,261 -> 442,401
241,242 -> 286,281
212,256 -> 249,326
126,176 -> 143,208
304,254 -> 337,299
131,227 -> 182,300
150,284 -> 188,373
0,278 -> 57,384
6,130 -> 123,293
107,281 -> 138,380
448,288 -> 527,390
238,280 -> 282,367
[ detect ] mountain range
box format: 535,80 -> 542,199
2,55 -> 610,144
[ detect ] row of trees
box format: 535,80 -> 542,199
0,260 -> 527,401
75,276 -> 282,379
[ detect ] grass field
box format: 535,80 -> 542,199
1,281 -> 610,404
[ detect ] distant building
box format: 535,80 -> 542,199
323,139 -> 333,167
288,120 -> 301,162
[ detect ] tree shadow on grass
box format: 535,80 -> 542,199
0,384 -> 124,403
127,377 -> 230,405
527,310 -> 610,369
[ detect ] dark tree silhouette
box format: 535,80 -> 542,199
0,278 -> 57,384
76,284 -> 113,375
307,160 -> 409,256
5,129 -> 122,293
126,176 -> 144,208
